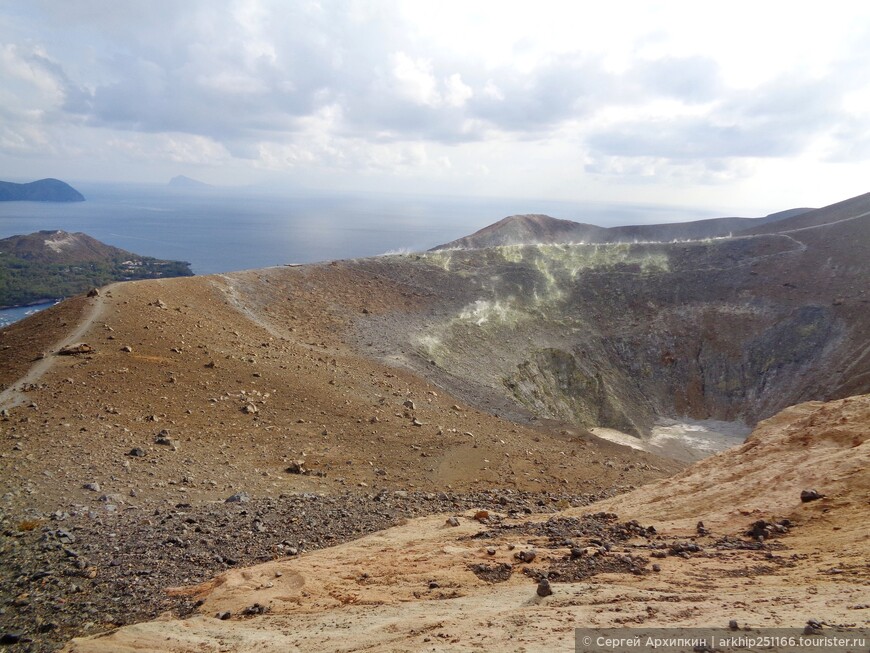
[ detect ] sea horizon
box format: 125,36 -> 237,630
0,182 -> 726,274
0,183 -> 724,325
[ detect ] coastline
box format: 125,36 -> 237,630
0,297 -> 64,311
0,299 -> 62,328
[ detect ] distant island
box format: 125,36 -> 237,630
168,175 -> 212,189
0,178 -> 85,202
0,230 -> 193,308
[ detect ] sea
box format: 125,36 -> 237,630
0,182 -> 717,327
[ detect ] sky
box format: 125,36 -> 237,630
1,0 -> 870,215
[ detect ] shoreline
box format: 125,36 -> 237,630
0,298 -> 64,311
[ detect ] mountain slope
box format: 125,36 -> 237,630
0,178 -> 85,202
737,190 -> 870,235
0,230 -> 193,307
432,207 -> 813,250
63,393 -> 870,653
361,193 -> 870,435
432,214 -> 605,249
0,190 -> 868,650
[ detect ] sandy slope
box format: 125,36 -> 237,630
1,268 -> 678,517
64,394 -> 870,652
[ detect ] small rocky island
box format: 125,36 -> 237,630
0,230 -> 193,308
0,178 -> 85,202
168,175 -> 212,189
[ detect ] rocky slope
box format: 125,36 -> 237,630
0,266 -> 677,650
62,393 -> 870,652
432,207 -> 812,250
0,179 -> 84,202
358,192 -> 870,435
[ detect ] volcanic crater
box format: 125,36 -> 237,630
0,191 -> 868,651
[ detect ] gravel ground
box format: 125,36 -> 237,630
0,489 -> 612,652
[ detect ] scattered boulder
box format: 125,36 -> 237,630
240,603 -> 269,617
285,460 -> 307,475
668,542 -> 701,556
128,448 -> 146,457
515,550 -> 536,563
57,343 -> 94,356
803,619 -> 823,635
154,431 -> 177,449
800,489 -> 825,503
242,404 -> 259,415
87,288 -> 100,297
536,578 -> 552,597
120,345 -> 133,353
446,516 -> 460,527
225,492 -> 251,504
468,562 -> 513,583
82,482 -> 100,492
746,519 -> 790,540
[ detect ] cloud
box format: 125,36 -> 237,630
0,44 -> 68,114
106,132 -> 232,166
626,56 -> 722,103
2,0 -> 870,200
826,117 -> 870,162
584,73 -> 851,184
391,53 -> 439,106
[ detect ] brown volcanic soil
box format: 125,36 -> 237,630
62,394 -> 870,652
0,267 -> 679,650
0,297 -> 90,392
0,269 -> 676,511
2,192 -> 869,649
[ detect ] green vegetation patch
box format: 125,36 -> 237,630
0,253 -> 192,308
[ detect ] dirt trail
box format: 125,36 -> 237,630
0,285 -> 111,411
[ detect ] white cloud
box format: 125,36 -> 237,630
482,80 -> 504,101
391,52 -> 439,106
0,123 -> 53,156
106,133 -> 232,165
443,73 -> 472,107
1,0 -> 870,208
